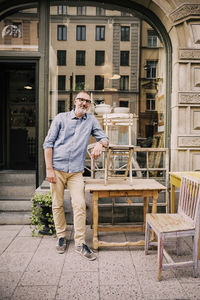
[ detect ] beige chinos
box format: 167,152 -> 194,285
51,170 -> 86,246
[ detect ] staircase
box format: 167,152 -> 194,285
0,170 -> 36,224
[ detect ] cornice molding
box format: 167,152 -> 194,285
179,49 -> 200,60
170,4 -> 200,22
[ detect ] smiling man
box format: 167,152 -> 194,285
43,91 -> 109,260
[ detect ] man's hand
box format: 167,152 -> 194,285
91,142 -> 103,159
46,168 -> 57,183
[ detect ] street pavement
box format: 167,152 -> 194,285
0,225 -> 200,300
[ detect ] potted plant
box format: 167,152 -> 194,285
30,192 -> 55,237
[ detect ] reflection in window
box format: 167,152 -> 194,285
95,51 -> 105,66
121,26 -> 130,41
0,7 -> 38,51
58,75 -> 66,90
77,7 -> 86,16
146,93 -> 156,111
57,25 -> 67,41
12,23 -> 22,38
76,51 -> 85,66
96,26 -> 105,41
96,7 -> 105,16
120,76 -> 129,90
58,100 -> 66,113
146,61 -> 157,78
75,75 -> 85,90
120,51 -> 129,66
147,30 -> 157,47
57,50 -> 66,66
76,26 -> 86,41
95,75 -> 104,90
57,5 -> 67,15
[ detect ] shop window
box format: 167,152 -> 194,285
58,75 -> 66,90
121,26 -> 130,41
146,93 -> 156,111
58,100 -> 66,113
57,25 -> 67,41
95,51 -> 105,66
76,51 -> 85,66
95,75 -> 104,90
75,75 -> 85,90
96,7 -> 105,16
120,76 -> 129,90
147,30 -> 157,47
146,61 -> 157,78
57,50 -> 66,66
57,5 -> 67,15
120,51 -> 129,66
77,6 -> 86,16
96,26 -> 105,41
76,26 -> 86,41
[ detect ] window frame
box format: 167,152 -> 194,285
146,93 -> 156,111
57,5 -> 67,15
147,30 -> 158,48
57,25 -> 67,41
146,61 -> 157,79
95,75 -> 104,90
120,75 -> 129,90
96,26 -> 105,41
76,50 -> 86,66
76,25 -> 86,41
57,50 -> 66,66
120,51 -> 129,66
95,50 -> 105,66
96,7 -> 105,16
58,75 -> 66,90
75,75 -> 85,90
77,6 -> 86,16
121,26 -> 130,41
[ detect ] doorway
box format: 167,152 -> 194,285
0,62 -> 37,170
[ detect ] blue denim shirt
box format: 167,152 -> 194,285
43,110 -> 109,173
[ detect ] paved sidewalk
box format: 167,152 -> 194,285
0,225 -> 200,300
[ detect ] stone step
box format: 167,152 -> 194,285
0,200 -> 31,211
0,212 -> 31,225
0,183 -> 35,197
0,171 -> 36,184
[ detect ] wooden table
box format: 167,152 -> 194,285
85,178 -> 166,249
170,171 -> 200,258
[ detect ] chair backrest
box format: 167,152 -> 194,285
178,176 -> 200,225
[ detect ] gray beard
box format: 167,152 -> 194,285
75,107 -> 87,115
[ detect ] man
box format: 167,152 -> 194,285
43,91 -> 109,260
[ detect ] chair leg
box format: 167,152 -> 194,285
157,234 -> 163,281
176,238 -> 182,256
193,235 -> 199,277
145,220 -> 150,255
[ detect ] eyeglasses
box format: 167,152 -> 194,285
76,98 -> 91,104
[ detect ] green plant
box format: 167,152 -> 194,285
30,192 -> 55,237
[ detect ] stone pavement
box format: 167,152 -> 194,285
0,225 -> 200,300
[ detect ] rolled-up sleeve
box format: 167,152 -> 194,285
43,115 -> 61,149
91,116 -> 109,143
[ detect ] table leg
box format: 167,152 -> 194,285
171,183 -> 175,213
151,191 -> 158,240
92,192 -> 99,250
143,197 -> 148,232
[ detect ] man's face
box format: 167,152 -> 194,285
74,92 -> 91,115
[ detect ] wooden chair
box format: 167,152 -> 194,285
145,176 -> 200,281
